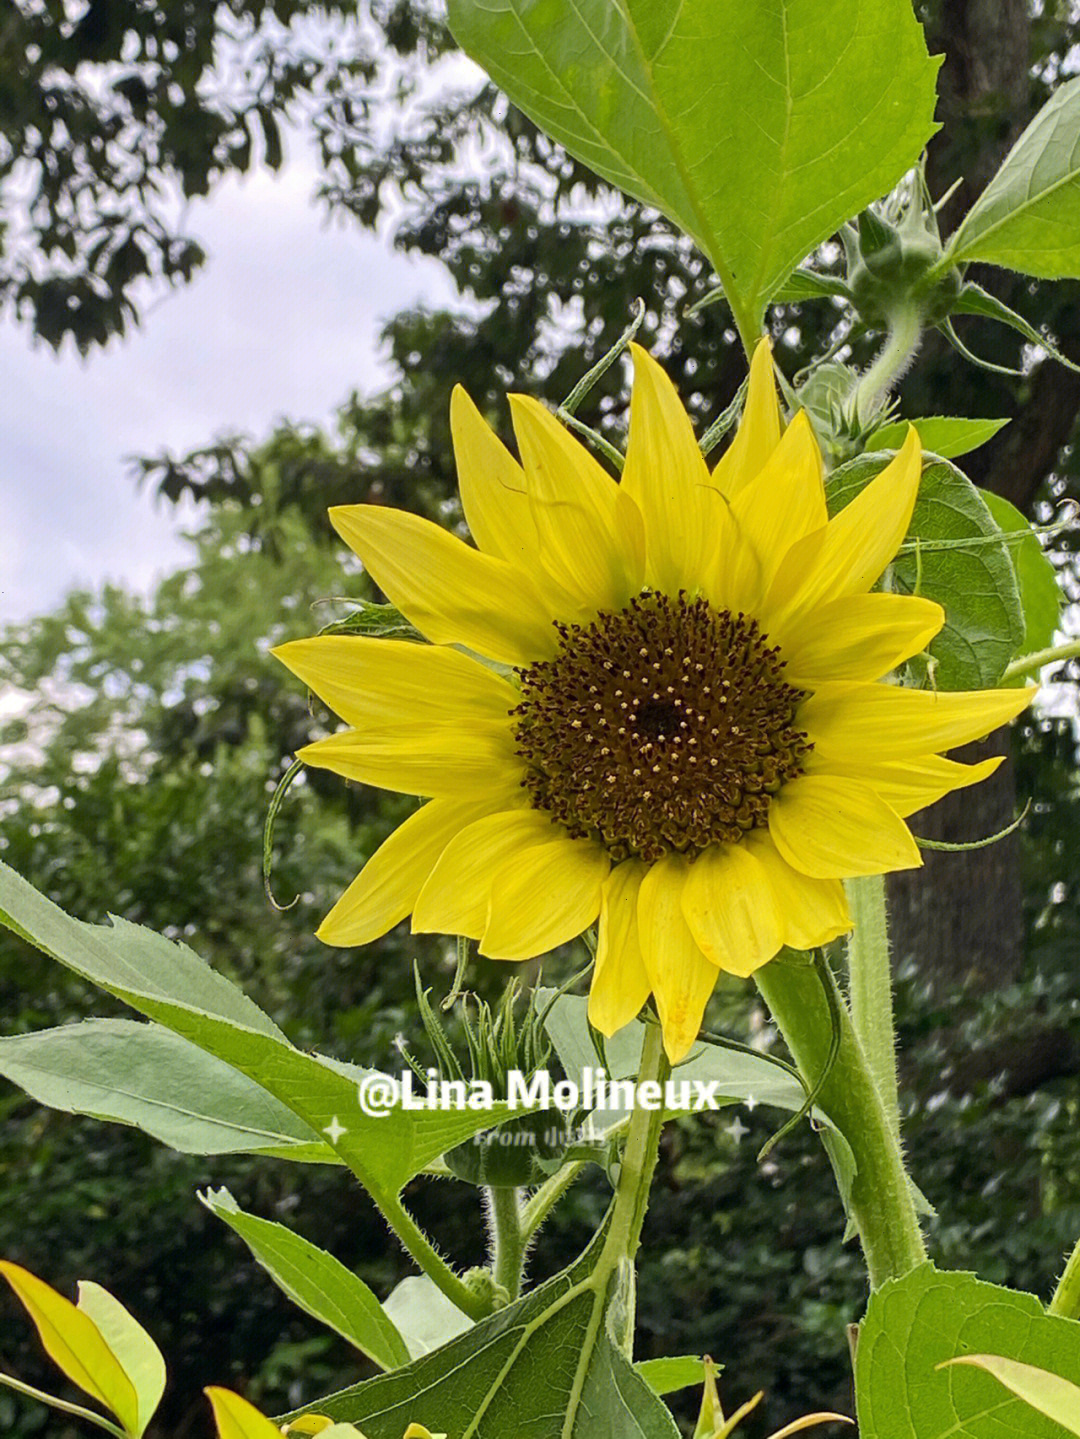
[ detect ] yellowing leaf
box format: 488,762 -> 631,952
0,1261 -> 140,1436
77,1282 -> 166,1438
939,1354 -> 1080,1435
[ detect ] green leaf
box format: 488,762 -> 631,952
980,491 -> 1062,660
856,1263 -> 1080,1438
381,1276 -> 473,1360
201,1189 -> 410,1372
0,861 -> 510,1205
281,1231 -> 680,1439
948,76 -> 1080,279
0,1019 -> 337,1162
952,283 -> 1080,373
75,1284 -> 166,1439
866,417 -> 1009,460
772,269 -> 853,304
827,453 -> 1024,689
634,1356 -> 707,1396
445,0 -> 939,334
940,1355 -> 1080,1436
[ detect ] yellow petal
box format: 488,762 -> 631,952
722,409 -> 828,608
778,593 -> 944,685
508,394 -> 645,611
297,724 -> 522,800
799,680 -> 1036,761
329,505 -> 559,665
588,861 -> 652,1035
621,345 -> 728,595
450,385 -> 581,619
450,384 -> 534,563
681,843 -> 782,978
743,830 -> 852,950
317,796 -> 505,946
637,855 -> 719,1062
711,337 -> 782,497
205,1388 -> 283,1439
768,775 -> 922,879
809,751 -> 1004,819
0,1262 -> 140,1437
763,428 -> 922,627
412,809 -> 562,938
481,834 -> 608,959
272,636 -> 517,731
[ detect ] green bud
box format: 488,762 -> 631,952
845,174 -> 963,330
410,969 -> 572,1188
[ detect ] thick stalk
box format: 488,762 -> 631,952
600,1022 -> 670,1275
1049,1235 -> 1080,1319
381,1194 -> 490,1321
854,304 -> 923,419
755,960 -> 927,1288
845,875 -> 902,1143
487,1186 -> 524,1301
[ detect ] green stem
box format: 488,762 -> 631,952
1049,1235 -> 1080,1319
488,1186 -> 525,1302
591,1021 -> 670,1357
601,1023 -> 670,1274
521,1160 -> 587,1244
381,1194 -> 490,1321
845,876 -> 902,1143
755,959 -> 927,1288
1003,637 -> 1080,681
0,1373 -> 126,1439
854,304 -> 923,420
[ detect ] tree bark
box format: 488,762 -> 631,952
886,1 -> 1049,995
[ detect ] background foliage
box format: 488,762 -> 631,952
3,1 -> 1080,1435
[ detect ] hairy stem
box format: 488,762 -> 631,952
854,305 -> 923,419
381,1194 -> 491,1321
521,1160 -> 587,1244
755,958 -> 927,1288
845,875 -> 902,1143
487,1186 -> 525,1302
1003,636 -> 1080,681
1049,1235 -> 1080,1319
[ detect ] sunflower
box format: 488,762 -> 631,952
273,341 -> 1032,1062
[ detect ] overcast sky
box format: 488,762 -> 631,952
0,151 -> 455,626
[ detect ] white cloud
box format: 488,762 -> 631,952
0,152 -> 455,624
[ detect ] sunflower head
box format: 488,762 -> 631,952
273,339 -> 1033,1063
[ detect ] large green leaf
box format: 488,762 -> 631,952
282,1231 -> 680,1439
445,0 -> 939,332
856,1264 -> 1080,1438
202,1189 -> 410,1371
0,861 -> 508,1204
0,1019 -> 337,1162
947,76 -> 1080,279
827,453 -> 1024,689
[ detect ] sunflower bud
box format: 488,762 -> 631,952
844,174 -> 962,330
411,973 -> 571,1188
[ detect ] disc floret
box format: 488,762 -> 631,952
511,592 -> 810,862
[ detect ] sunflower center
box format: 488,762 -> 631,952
511,592 -> 810,863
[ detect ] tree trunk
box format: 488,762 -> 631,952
886,0 -> 1037,995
